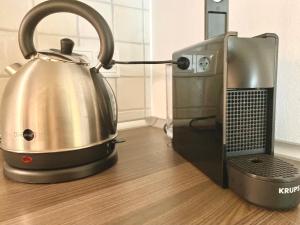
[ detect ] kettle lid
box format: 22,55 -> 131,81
37,38 -> 89,65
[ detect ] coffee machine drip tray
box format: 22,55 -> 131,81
227,154 -> 300,210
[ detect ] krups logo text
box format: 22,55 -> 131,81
279,185 -> 300,194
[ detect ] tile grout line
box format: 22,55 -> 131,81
118,118 -> 147,123
31,0 -> 40,49
76,13 -> 81,46
118,118 -> 146,123
113,3 -> 149,11
113,75 -> 151,78
0,28 -> 18,33
83,0 -> 150,11
119,107 -> 150,112
111,0 -> 118,99
20,31 -> 150,45
142,0 -> 147,119
149,0 -> 153,119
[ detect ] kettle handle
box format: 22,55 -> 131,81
18,0 -> 114,69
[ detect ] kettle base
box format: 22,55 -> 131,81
3,148 -> 117,184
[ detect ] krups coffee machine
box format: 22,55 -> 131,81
171,32 -> 300,209
169,0 -> 300,210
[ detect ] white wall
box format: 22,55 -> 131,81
151,0 -> 300,144
0,0 -> 150,124
151,0 -> 204,118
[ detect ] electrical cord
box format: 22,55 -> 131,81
163,116 -> 216,136
163,123 -> 168,134
112,60 -> 175,65
110,56 -> 190,70
110,56 -> 190,136
113,138 -> 126,144
189,116 -> 217,131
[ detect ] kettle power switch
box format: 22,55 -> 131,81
22,155 -> 33,164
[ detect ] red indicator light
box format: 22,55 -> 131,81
22,156 -> 33,164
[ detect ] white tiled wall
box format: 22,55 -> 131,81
114,6 -> 144,43
0,0 -> 150,123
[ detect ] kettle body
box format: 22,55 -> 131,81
0,0 -> 118,183
1,58 -> 117,153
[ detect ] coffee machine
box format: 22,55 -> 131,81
168,0 -> 300,210
171,31 -> 300,209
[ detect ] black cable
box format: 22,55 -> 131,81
189,116 -> 217,131
110,57 -> 190,70
112,60 -> 176,65
113,138 -> 126,144
163,123 -> 168,134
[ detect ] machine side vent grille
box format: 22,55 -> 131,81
226,89 -> 268,153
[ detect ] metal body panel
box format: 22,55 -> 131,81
172,34 -> 230,186
0,58 -> 117,153
172,32 -> 278,187
227,36 -> 277,88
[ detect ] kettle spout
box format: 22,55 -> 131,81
5,63 -> 22,75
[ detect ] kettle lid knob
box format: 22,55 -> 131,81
60,38 -> 74,55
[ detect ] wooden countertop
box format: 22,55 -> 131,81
1,127 -> 300,225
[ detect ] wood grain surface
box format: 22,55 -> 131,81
0,127 -> 299,225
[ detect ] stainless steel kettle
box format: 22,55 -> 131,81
0,0 -> 118,183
